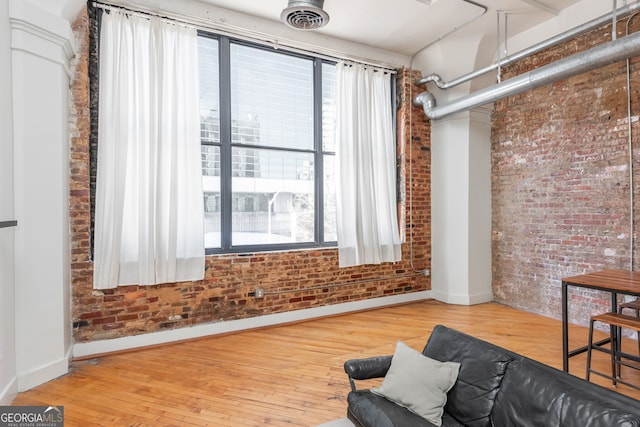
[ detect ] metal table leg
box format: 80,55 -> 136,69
562,281 -> 569,372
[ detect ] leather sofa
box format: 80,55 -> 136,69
344,325 -> 640,427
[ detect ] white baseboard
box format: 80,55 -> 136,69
431,289 -> 493,306
73,291 -> 432,359
17,351 -> 70,392
0,376 -> 18,405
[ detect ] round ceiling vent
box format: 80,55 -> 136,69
281,0 -> 330,31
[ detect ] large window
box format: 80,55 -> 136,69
199,33 -> 338,253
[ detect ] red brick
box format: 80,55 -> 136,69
491,19 -> 640,326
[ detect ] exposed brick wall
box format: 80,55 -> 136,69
69,10 -> 431,342
492,19 -> 640,325
70,7 -> 93,331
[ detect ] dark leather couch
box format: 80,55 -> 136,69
344,325 -> 640,427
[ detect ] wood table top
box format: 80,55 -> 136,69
562,269 -> 640,294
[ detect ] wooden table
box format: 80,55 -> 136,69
562,269 -> 640,372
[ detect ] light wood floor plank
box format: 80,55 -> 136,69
11,300 -> 640,426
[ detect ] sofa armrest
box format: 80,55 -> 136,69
344,356 -> 392,391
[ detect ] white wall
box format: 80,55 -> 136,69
430,108 -> 492,305
507,0 -> 615,56
0,0 -> 17,406
430,115 -> 471,303
26,0 -> 84,21
413,31 -> 494,306
9,0 -> 76,392
467,107 -> 493,303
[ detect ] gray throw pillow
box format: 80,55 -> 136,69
371,341 -> 460,426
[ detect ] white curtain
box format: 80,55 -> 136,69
335,64 -> 402,268
93,11 -> 204,290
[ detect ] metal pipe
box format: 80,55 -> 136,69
414,30 -> 640,120
504,12 -> 509,59
614,0 -> 619,41
415,1 -> 640,89
0,220 -> 17,229
625,12 -> 638,271
497,11 -> 502,83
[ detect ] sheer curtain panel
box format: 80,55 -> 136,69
335,64 -> 402,267
93,10 -> 205,290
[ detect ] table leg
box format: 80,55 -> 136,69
562,281 -> 569,372
611,291 -> 619,378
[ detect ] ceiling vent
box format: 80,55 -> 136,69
281,0 -> 330,31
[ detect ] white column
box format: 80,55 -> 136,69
0,0 -> 17,405
431,107 -> 492,305
9,0 -> 75,391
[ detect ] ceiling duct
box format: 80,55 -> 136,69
413,30 -> 640,120
281,0 -> 330,30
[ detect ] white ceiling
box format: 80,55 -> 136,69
197,0 -> 582,56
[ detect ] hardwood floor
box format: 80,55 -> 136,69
11,300 -> 640,426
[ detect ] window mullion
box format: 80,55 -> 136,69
219,36 -> 233,251
314,59 -> 324,245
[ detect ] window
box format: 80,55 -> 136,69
199,33 -> 338,253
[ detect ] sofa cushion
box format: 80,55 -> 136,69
559,390 -> 640,427
490,360 -> 562,426
423,326 -> 512,427
371,341 -> 460,426
491,360 -> 640,427
347,391 -> 465,427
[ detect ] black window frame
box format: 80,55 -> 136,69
199,31 -> 338,255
